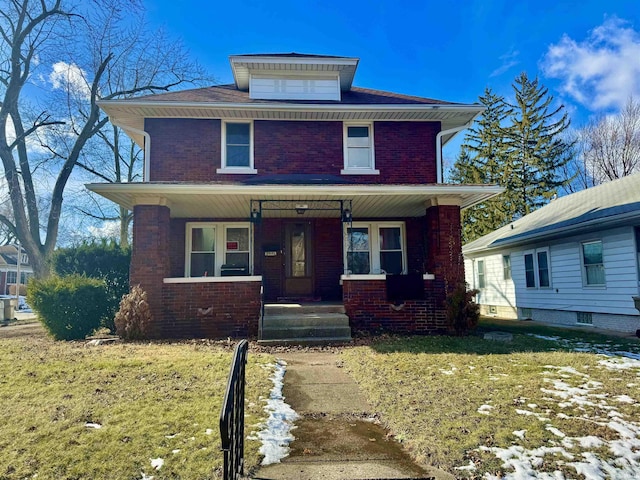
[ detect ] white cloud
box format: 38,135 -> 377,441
490,49 -> 520,78
541,17 -> 640,111
88,220 -> 120,240
49,62 -> 92,100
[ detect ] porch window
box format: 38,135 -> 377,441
218,121 -> 256,173
345,222 -> 405,274
342,123 -> 378,174
186,222 -> 252,277
582,241 -> 605,286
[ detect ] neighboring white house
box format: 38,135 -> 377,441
0,245 -> 34,296
463,173 -> 640,334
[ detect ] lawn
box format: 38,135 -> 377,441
0,329 -> 274,480
341,319 -> 640,479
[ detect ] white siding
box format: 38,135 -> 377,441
465,253 -> 516,313
250,75 -> 340,101
513,226 -> 640,316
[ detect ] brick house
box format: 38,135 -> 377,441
88,53 -> 501,340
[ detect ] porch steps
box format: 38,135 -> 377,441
259,303 -> 352,345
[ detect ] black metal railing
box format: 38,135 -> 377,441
219,339 -> 249,480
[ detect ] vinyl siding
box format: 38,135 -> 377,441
512,226 -> 639,316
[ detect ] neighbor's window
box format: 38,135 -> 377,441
524,253 -> 536,288
342,124 -> 377,173
503,255 -> 512,280
186,223 -> 251,277
582,241 -> 605,286
345,222 -> 405,275
477,260 -> 486,288
537,250 -> 550,288
6,271 -> 17,284
219,121 -> 255,172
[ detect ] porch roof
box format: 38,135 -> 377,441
86,182 -> 503,218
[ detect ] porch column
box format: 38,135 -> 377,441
425,198 -> 464,292
131,203 -> 171,337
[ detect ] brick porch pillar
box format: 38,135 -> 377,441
425,199 -> 464,293
130,203 -> 171,337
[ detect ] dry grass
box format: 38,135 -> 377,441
341,325 -> 640,478
0,331 -> 273,479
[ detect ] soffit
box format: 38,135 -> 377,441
86,183 -> 503,219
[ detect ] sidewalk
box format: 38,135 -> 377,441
253,352 -> 454,480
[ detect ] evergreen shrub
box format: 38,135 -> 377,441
27,275 -> 110,340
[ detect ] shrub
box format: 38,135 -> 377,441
114,285 -> 151,340
27,275 -> 110,340
51,241 -> 130,332
445,283 -> 480,336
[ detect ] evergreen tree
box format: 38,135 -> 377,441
503,73 -> 573,217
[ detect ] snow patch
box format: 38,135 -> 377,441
150,458 -> 164,470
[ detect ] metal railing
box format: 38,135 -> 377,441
219,340 -> 249,480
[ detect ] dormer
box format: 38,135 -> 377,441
229,53 -> 359,101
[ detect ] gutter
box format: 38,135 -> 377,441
117,126 -> 151,181
435,119 -> 477,184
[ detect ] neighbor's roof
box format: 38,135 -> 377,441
463,173 -> 640,254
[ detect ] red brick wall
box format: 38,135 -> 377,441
161,281 -> 261,338
343,278 -> 448,334
146,119 -> 440,184
131,205 -> 171,337
425,205 -> 464,292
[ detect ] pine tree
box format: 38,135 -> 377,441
503,73 -> 573,217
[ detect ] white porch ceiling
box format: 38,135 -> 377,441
86,183 -> 503,219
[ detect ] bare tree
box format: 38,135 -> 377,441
580,97 -> 640,185
0,0 -> 207,276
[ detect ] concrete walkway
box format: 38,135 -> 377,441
253,352 -> 454,480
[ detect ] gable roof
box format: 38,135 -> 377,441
463,173 -> 640,254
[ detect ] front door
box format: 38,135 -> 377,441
284,221 -> 314,297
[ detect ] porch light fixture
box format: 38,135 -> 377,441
341,209 -> 352,223
250,208 -> 261,223
295,204 -> 308,215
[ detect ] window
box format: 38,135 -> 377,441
524,253 -> 536,288
582,241 -> 605,286
345,222 -> 405,275
577,312 -> 593,325
477,260 -> 486,288
503,255 -> 512,280
342,123 -> 378,174
524,248 -> 551,288
6,271 -> 16,284
186,223 -> 251,277
218,121 -> 256,173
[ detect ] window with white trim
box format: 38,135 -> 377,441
523,248 -> 551,288
342,123 -> 378,174
344,222 -> 405,274
582,240 -> 605,286
503,255 -> 512,280
6,271 -> 16,284
477,260 -> 486,288
218,121 -> 256,173
186,222 -> 252,277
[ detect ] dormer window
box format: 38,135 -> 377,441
341,123 -> 379,175
249,74 -> 340,101
218,121 -> 256,174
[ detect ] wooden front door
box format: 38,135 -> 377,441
284,221 -> 314,297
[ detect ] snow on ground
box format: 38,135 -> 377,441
248,360 -> 300,465
475,335 -> 640,479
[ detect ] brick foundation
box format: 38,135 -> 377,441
343,278 -> 448,334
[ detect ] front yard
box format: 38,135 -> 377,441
0,329 -> 274,479
341,320 -> 640,479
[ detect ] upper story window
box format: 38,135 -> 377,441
344,222 -> 405,275
218,121 -> 256,174
341,123 -> 379,175
186,222 -> 252,277
582,240 -> 605,286
524,248 -> 551,288
250,75 -> 340,101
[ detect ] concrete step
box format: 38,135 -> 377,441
264,303 -> 345,315
262,312 -> 350,328
261,325 -> 352,340
256,336 -> 353,346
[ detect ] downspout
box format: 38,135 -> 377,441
120,126 -> 152,181
435,121 -> 473,183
